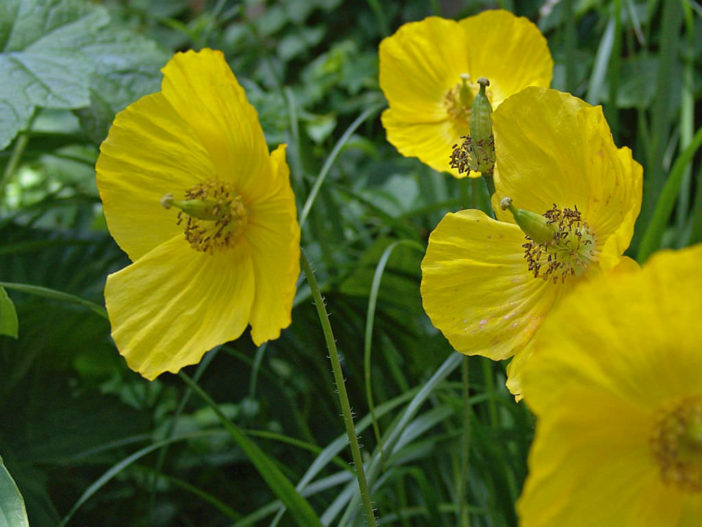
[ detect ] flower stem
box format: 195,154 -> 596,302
300,250 -> 377,526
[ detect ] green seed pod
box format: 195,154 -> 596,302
161,193 -> 229,221
470,77 -> 493,144
469,77 -> 495,176
512,208 -> 556,245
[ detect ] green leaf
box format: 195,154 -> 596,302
0,0 -> 167,148
180,373 -> 324,527
0,287 -> 18,339
75,28 -> 168,143
0,0 -> 109,149
0,456 -> 28,527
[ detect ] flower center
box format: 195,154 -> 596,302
521,204 -> 597,283
650,395 -> 702,492
444,74 -> 489,126
162,180 -> 247,254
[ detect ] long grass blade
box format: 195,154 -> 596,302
179,373 -> 324,527
637,126 -> 702,261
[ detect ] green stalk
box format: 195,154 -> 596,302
300,250 -> 377,527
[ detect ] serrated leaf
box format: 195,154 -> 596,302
0,0 -> 111,149
0,456 -> 28,527
0,287 -> 18,339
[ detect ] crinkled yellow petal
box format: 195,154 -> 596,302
105,236 -> 255,380
506,256 -> 639,399
96,92 -> 215,261
522,245 -> 702,411
492,87 -> 642,271
518,389 -> 672,527
246,145 -> 300,345
380,113 -> 471,177
379,17 -> 468,122
458,10 -> 552,107
160,49 -> 273,202
420,209 -> 558,360
504,344 -> 532,400
379,17 -> 471,177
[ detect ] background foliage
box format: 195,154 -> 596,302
0,0 -> 700,525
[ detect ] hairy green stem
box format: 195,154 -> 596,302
300,250 -> 377,526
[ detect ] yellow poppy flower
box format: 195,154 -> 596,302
518,244 -> 702,527
96,49 -> 300,380
420,87 -> 642,395
379,9 -> 552,178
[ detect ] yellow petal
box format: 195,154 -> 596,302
105,236 -> 255,380
518,389 -> 667,527
96,92 -> 215,261
379,17 -> 468,122
522,245 -> 702,412
379,17 -> 472,176
160,49 -> 273,202
246,145 -> 301,344
420,209 -> 558,360
381,112 -> 469,177
504,344 -> 532,400
492,87 -> 642,271
679,499 -> 702,527
458,10 -> 552,107
519,245 -> 702,527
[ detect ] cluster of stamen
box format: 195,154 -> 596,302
174,180 -> 247,254
522,204 -> 597,283
450,135 -> 473,173
449,135 -> 495,176
650,396 -> 702,492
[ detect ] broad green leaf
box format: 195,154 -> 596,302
0,0 -> 167,148
75,28 -> 168,143
0,0 -> 108,149
0,287 -> 17,339
0,457 -> 28,527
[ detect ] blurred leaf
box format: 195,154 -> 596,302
304,113 -> 336,144
0,457 -> 28,527
0,287 -> 18,339
277,26 -> 325,62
